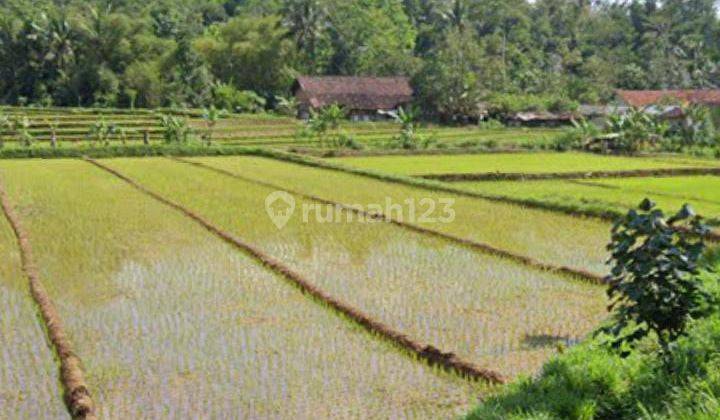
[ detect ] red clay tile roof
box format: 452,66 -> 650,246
294,76 -> 413,110
616,89 -> 720,107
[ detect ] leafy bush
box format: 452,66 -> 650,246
486,94 -> 579,119
17,116 -> 35,147
304,104 -> 347,149
86,117 -> 115,146
602,200 -> 715,358
552,118 -> 600,151
605,109 -> 668,154
212,83 -> 266,113
674,105 -> 717,147
478,118 -> 505,130
274,95 -> 298,117
159,114 -> 193,144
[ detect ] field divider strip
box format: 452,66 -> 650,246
83,157 -> 506,385
250,150 -> 720,243
0,179 -> 96,419
416,167 -> 720,182
173,157 -> 606,285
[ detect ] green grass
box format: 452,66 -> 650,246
466,257 -> 720,420
456,176 -> 720,227
0,159 -> 484,418
328,152 -> 720,176
190,155 -> 613,275
0,204 -> 67,418
103,157 -> 607,379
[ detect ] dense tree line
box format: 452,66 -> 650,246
0,0 -> 718,118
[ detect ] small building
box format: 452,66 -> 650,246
292,76 -> 413,121
505,111 -> 575,127
616,89 -> 720,124
616,89 -> 720,108
577,104 -> 630,126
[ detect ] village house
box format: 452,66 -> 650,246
292,76 -> 414,121
615,89 -> 720,124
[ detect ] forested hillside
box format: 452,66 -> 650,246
1,0 -> 718,117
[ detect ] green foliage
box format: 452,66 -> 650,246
194,14 -> 294,96
86,117 -> 115,146
159,114 -> 192,144
414,27 -> 485,121
17,116 -> 35,147
305,104 -> 347,149
211,84 -> 266,113
552,118 -> 600,152
605,109 -> 669,154
0,0 -> 718,117
386,107 -> 430,150
486,94 -> 579,119
468,253 -> 720,420
274,96 -> 298,117
603,200 -> 715,358
201,106 -> 224,145
675,105 -> 718,147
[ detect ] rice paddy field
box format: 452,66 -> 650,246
3,108 -> 718,418
327,152 -> 720,176
456,176 -> 720,226
0,151 -> 617,418
0,159 -> 490,418
327,152 -> 720,229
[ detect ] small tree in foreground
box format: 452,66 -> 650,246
601,199 -> 715,360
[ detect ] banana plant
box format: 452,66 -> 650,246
45,118 -> 60,148
201,106 -> 224,146
17,116 -> 35,147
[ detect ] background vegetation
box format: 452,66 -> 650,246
1,0 -> 719,119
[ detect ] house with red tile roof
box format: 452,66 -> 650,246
292,76 -> 413,120
616,89 -> 720,108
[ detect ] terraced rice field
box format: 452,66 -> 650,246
328,152 -> 720,176
0,160 -> 491,418
0,106 -> 559,150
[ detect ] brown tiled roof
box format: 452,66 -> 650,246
294,76 -> 413,110
616,89 -> 720,107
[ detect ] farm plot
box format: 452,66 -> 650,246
456,176 -> 720,226
0,205 -> 68,419
102,157 -> 607,379
327,152 -> 720,177
187,156 -> 612,275
0,160 -> 484,418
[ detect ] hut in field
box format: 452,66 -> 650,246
292,76 -> 414,121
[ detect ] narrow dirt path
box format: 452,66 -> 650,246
84,157 -> 506,385
0,178 -> 96,420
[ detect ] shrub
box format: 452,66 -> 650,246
159,114 -> 193,144
86,117 -> 115,146
274,95 -> 298,117
305,104 -> 346,149
212,83 -> 266,113
552,118 -> 600,152
601,199 -> 715,359
605,109 -> 668,154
